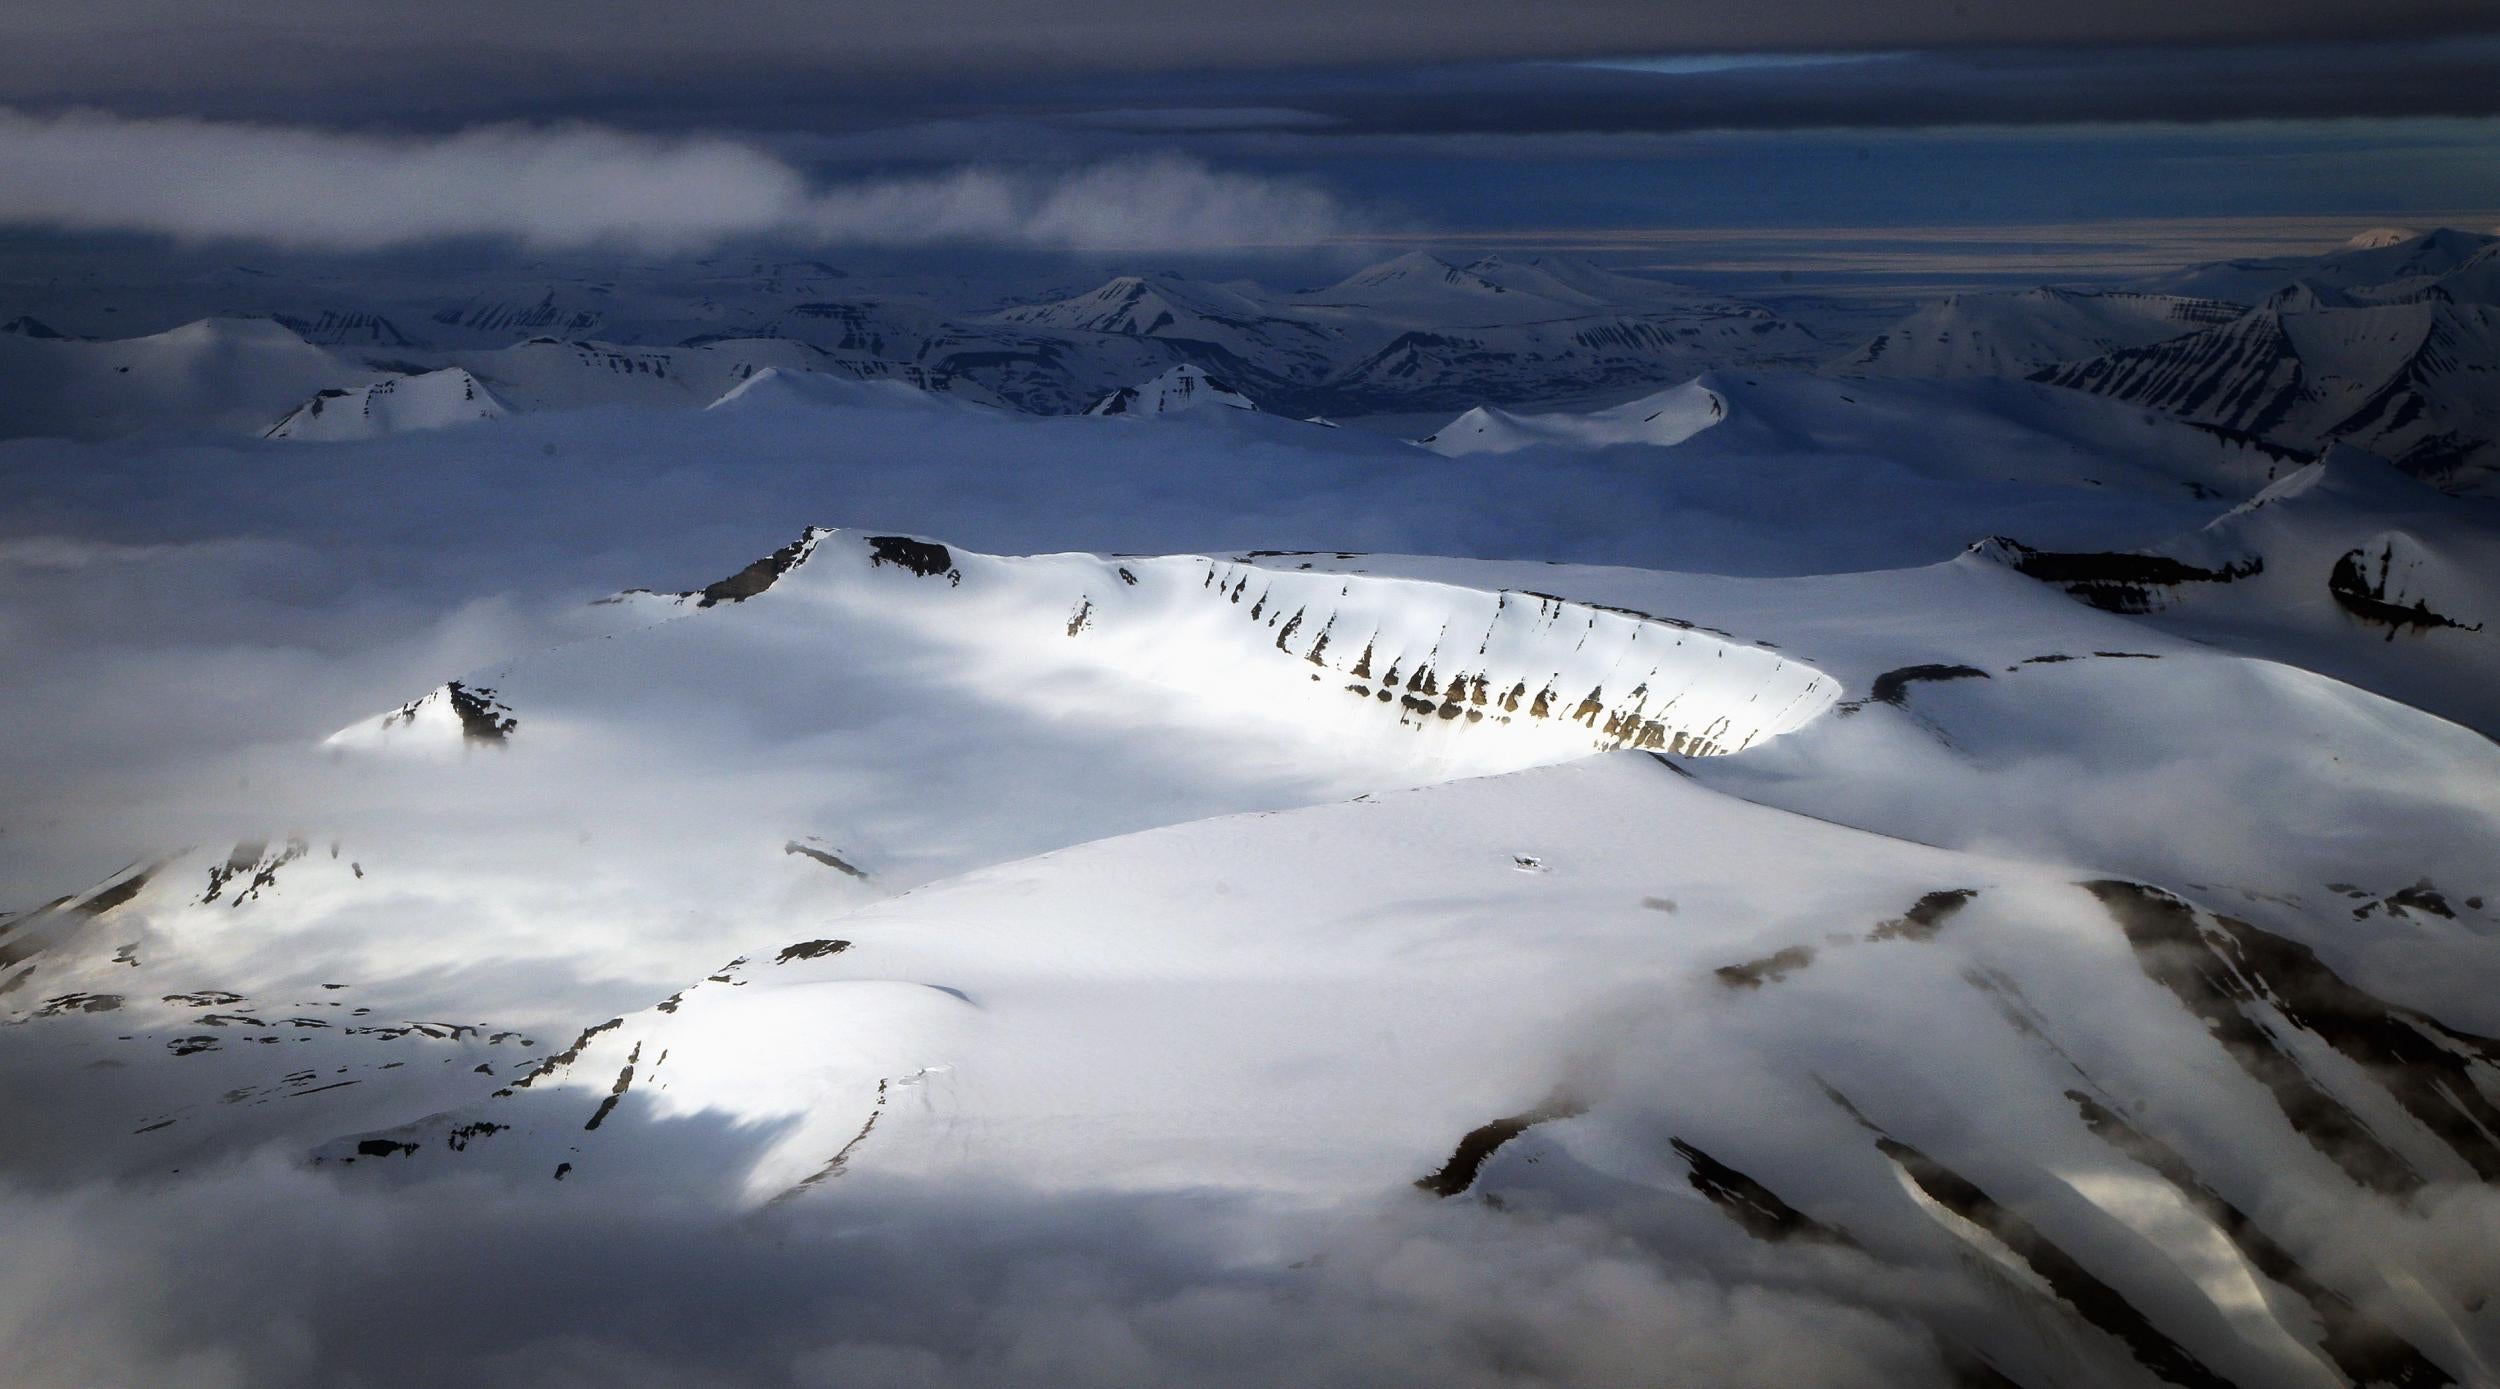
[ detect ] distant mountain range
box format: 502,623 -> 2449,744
0,250 -> 1829,427
3,231 -> 2495,490
1844,227 -> 2500,488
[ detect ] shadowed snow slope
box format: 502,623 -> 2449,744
1419,377 -> 1726,455
1976,446 -> 2500,737
0,317 -> 370,440
1084,362 -> 1260,416
266,366 -> 508,440
1839,287 -> 2246,379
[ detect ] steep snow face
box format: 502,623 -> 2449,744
1084,363 -> 1260,416
1839,287 -> 2245,379
266,367 -> 508,441
2032,292 -> 2500,488
0,317 -> 369,440
1421,379 -> 1727,455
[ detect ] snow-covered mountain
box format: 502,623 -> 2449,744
1421,377 -> 1728,454
1978,445 -> 2499,735
266,367 -> 508,440
1814,229 -> 2500,491
0,316 -> 372,440
1416,370 -> 2301,512
1839,287 -> 2246,378
1083,363 -> 1261,416
5,227 -> 2500,1388
2141,227 -> 2499,305
11,447 -> 2498,1386
0,248 -> 1831,430
2031,283 -> 2500,487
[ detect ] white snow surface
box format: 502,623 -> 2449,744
266,366 -> 508,440
2,242 -> 2499,1389
1084,362 -> 1261,416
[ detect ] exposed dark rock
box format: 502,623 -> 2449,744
1671,1138 -> 1854,1245
444,683 -> 517,744
33,992 -> 123,1016
775,939 -> 852,965
508,1016 -> 624,1091
1875,1132 -> 2234,1389
772,1078 -> 890,1204
583,1043 -> 640,1131
2088,880 -> 2500,1190
866,535 -> 961,584
1870,888 -> 1979,943
2328,546 -> 2481,640
1716,946 -> 1815,989
783,840 -> 868,880
2066,1090 -> 2452,1388
694,530 -> 816,607
1854,665 -> 1989,710
1415,1090 -> 1588,1197
1985,538 -> 2262,614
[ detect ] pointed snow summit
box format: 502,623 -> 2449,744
1084,363 -> 1260,417
1419,377 -> 1727,455
1328,251 -> 1506,297
992,273 -> 1274,337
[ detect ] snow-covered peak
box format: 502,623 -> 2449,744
1083,363 -> 1259,417
267,368 -> 508,441
705,366 -> 930,413
2343,226 -> 2423,251
1419,378 -> 1727,455
1320,253 -> 1510,302
1328,251 -> 1500,295
1841,287 -> 2243,378
991,274 -> 1270,336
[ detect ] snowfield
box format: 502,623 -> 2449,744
3,230 -> 2499,1389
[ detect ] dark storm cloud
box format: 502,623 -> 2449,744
1113,41 -> 2500,140
0,0 -> 2494,126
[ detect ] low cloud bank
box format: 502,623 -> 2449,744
0,1158 -> 1945,1389
0,109 -> 1355,252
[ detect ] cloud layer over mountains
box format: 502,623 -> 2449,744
0,112 -> 1354,253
